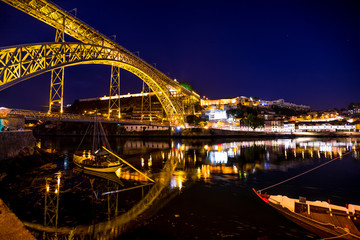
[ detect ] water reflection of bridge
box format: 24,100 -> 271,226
21,137 -> 360,238
24,149 -> 183,239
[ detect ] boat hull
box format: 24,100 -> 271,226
253,189 -> 360,240
73,154 -> 121,173
268,201 -> 354,239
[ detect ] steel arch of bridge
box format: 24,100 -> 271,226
0,42 -> 188,124
0,0 -> 200,125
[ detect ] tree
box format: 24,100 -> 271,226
243,113 -> 265,130
179,82 -> 195,92
227,109 -> 243,118
186,115 -> 206,126
348,102 -> 360,110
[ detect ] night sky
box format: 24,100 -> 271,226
0,0 -> 359,111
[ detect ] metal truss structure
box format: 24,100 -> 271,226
0,0 -> 200,125
3,108 -> 172,127
108,66 -> 121,119
49,23 -> 65,113
44,172 -> 61,230
141,82 -> 152,122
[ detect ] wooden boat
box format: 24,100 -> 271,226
253,189 -> 360,239
73,115 -> 122,173
73,151 -> 122,173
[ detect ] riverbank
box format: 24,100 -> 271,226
178,128 -> 360,138
31,121 -> 360,138
0,198 -> 36,240
0,145 -> 61,240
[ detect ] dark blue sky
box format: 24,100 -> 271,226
0,0 -> 359,111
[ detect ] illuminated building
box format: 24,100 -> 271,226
297,121 -> 356,132
349,103 -> 360,115
200,97 -> 239,109
200,96 -> 310,112
265,120 -> 284,132
124,125 -> 169,132
201,109 -> 228,121
68,92 -> 165,122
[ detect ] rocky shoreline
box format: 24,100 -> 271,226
0,131 -> 62,240
0,130 -> 36,161
0,198 -> 36,240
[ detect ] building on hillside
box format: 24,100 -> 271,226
200,96 -> 269,109
124,125 -> 169,132
265,120 -> 284,132
349,103 -> 360,115
296,111 -> 342,122
67,92 -> 165,122
297,121 -> 356,132
354,121 -> 360,131
201,109 -> 228,121
268,99 -> 310,111
239,96 -> 262,107
200,97 -> 239,110
200,96 -> 309,112
283,122 -> 296,132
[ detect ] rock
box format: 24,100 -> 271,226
18,146 -> 35,158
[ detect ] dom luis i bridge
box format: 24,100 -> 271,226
0,0 -> 200,126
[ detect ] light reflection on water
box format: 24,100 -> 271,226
2,137 -> 360,239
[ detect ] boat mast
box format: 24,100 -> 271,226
92,110 -> 97,154
99,121 -> 111,151
97,111 -> 100,151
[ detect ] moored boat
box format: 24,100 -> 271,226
253,189 -> 360,239
73,151 -> 122,173
73,114 -> 122,173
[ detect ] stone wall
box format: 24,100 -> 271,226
0,130 -> 36,160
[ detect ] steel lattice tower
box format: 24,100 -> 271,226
108,66 -> 121,119
141,81 -> 152,122
49,19 -> 65,113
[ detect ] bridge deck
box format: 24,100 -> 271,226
1,109 -> 172,127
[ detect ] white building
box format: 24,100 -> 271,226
297,122 -> 356,132
202,109 -> 228,121
124,125 -> 169,132
283,122 -> 296,132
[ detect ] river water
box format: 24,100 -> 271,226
1,136 -> 359,239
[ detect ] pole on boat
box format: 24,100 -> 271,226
102,146 -> 155,183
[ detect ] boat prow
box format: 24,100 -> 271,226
252,188 -> 360,240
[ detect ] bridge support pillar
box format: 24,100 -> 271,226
109,66 -> 121,119
141,82 -> 152,122
49,67 -> 64,113
49,25 -> 65,113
